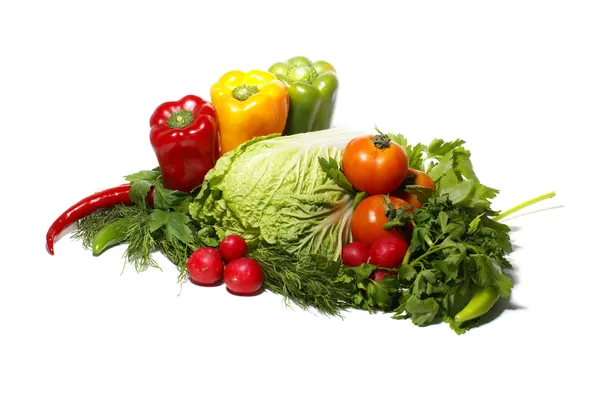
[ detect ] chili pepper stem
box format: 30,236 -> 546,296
492,191 -> 556,222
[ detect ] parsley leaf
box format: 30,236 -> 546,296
153,183 -> 191,211
165,212 -> 193,244
318,156 -> 355,193
384,129 -> 426,171
125,168 -> 160,205
404,296 -> 440,326
149,210 -> 193,244
124,168 -> 161,183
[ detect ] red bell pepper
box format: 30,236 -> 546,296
149,95 -> 218,193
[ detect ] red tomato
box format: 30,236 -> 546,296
351,195 -> 413,248
368,236 -> 409,269
370,270 -> 397,282
218,235 -> 248,263
186,247 -> 224,285
223,258 -> 264,295
342,134 -> 409,195
394,168 -> 436,209
341,242 -> 369,267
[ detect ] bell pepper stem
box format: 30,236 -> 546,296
167,110 -> 194,129
232,84 -> 259,101
287,64 -> 318,84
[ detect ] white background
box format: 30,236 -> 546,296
1,1 -> 599,406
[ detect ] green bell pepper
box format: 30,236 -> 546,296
268,56 -> 338,135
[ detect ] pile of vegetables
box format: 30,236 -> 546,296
46,56 -> 554,334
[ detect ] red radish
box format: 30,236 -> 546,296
218,235 -> 248,262
341,242 -> 369,267
186,247 -> 224,285
223,258 -> 264,295
371,270 -> 397,282
368,236 -> 409,269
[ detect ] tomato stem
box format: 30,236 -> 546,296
372,133 -> 391,149
492,191 -> 556,221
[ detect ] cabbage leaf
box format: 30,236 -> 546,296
189,128 -> 368,260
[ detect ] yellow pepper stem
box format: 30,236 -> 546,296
232,84 -> 259,101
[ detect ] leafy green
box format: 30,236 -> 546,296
318,156 -> 355,193
73,175 -> 203,282
125,168 -> 160,205
329,191 -> 514,333
423,139 -> 499,209
381,128 -> 426,171
153,183 -> 191,212
383,188 -> 513,332
149,210 -> 194,244
251,245 -> 354,316
189,129 -> 367,260
335,263 -> 398,310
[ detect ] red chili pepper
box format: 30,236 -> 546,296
150,95 -> 218,193
46,185 -> 154,255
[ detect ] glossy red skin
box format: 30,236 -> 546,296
368,236 -> 409,269
351,195 -> 413,248
371,270 -> 397,282
46,184 -> 155,255
218,235 -> 248,263
341,242 -> 369,267
342,135 -> 409,195
186,247 -> 224,285
394,168 -> 436,209
150,95 -> 218,193
224,258 -> 264,295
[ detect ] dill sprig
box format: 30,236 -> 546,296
72,203 -> 202,282
251,246 -> 354,316
71,205 -> 136,249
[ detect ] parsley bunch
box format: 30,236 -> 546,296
331,131 -> 555,334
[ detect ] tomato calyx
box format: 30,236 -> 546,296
372,133 -> 392,149
399,172 -> 417,189
383,195 -> 410,224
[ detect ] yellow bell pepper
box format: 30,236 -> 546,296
210,70 -> 289,156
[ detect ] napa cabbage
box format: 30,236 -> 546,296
188,128 -> 368,260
